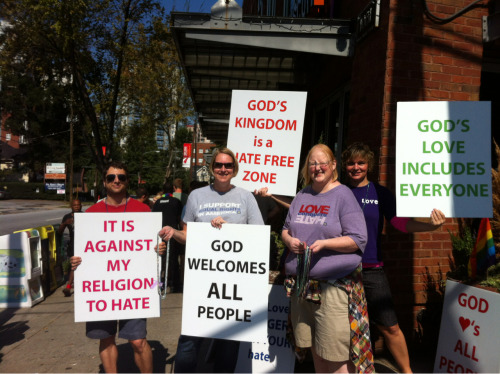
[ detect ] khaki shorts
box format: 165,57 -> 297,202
290,282 -> 350,362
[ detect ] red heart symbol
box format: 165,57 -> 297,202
459,317 -> 470,331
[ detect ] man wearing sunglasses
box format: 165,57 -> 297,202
71,161 -> 153,373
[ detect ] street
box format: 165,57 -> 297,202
0,200 -> 73,236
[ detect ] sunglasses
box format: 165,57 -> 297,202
213,162 -> 234,170
106,174 -> 127,183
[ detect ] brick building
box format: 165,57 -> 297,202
170,0 -> 499,347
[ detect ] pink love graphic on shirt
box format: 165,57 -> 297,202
459,317 -> 471,331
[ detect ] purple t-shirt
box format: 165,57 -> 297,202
283,184 -> 367,280
348,182 -> 396,266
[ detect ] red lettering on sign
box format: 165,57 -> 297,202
242,170 -> 277,184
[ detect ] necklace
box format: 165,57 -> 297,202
105,197 -> 128,212
361,182 -> 370,211
296,246 -> 312,299
157,237 -> 168,300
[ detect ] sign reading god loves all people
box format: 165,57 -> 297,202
396,101 -> 492,218
227,90 -> 307,197
74,213 -> 162,322
434,280 -> 500,373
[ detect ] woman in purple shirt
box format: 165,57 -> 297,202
282,144 -> 373,373
342,142 -> 445,373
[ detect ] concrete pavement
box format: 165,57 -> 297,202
0,285 -> 434,373
0,286 -> 182,373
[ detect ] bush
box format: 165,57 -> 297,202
1,182 -> 66,200
447,227 -> 475,281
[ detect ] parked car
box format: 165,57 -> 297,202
0,189 -> 10,200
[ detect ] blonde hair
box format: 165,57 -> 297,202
209,147 -> 239,177
301,144 -> 338,185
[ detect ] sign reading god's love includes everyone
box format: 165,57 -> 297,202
74,213 -> 162,322
396,101 -> 492,218
227,90 -> 307,197
182,222 -> 270,342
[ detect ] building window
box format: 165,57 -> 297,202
6,133 -> 11,141
312,86 -> 350,165
199,149 -> 204,154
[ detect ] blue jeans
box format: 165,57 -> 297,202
175,335 -> 240,373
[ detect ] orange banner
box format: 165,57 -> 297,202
45,173 -> 66,179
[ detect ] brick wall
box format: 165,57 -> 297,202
346,0 -> 488,342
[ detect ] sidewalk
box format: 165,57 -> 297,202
0,286 -> 182,373
0,285 -> 435,373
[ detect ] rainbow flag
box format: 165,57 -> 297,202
468,218 -> 496,279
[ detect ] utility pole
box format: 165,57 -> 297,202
69,92 -> 74,204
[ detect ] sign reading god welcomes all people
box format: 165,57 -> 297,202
396,101 -> 492,218
434,280 -> 500,373
182,222 -> 270,342
74,213 -> 162,322
227,90 -> 307,197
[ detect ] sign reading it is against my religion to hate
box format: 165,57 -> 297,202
74,213 -> 162,322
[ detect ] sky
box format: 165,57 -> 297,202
163,0 -> 243,13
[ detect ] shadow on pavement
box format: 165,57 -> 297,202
97,340 -> 171,373
0,308 -> 29,358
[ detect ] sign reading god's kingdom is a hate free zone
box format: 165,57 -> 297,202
227,90 -> 307,197
74,213 -> 162,322
396,101 -> 492,218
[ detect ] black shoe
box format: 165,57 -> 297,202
63,288 -> 71,297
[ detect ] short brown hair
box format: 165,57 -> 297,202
103,161 -> 129,181
341,142 -> 375,172
301,144 -> 338,185
209,147 -> 239,177
173,178 -> 183,190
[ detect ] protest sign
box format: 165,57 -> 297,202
396,101 -> 492,217
235,284 -> 295,373
434,280 -> 500,373
227,90 -> 306,197
182,222 -> 270,342
74,212 -> 162,322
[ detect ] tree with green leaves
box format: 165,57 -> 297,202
121,18 -> 194,182
0,0 -> 179,177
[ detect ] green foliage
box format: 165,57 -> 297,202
0,0 -> 183,176
270,231 -> 285,271
479,263 -> 500,292
447,227 -> 474,281
122,19 -> 194,180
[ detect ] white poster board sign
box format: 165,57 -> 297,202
396,101 -> 492,218
74,213 -> 162,322
182,222 -> 270,342
227,90 -> 307,197
0,232 -> 44,308
235,284 -> 295,373
434,280 -> 500,373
